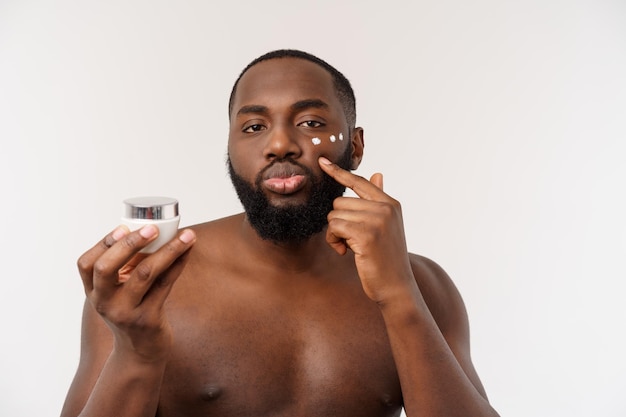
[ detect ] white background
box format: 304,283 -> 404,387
1,1 -> 625,416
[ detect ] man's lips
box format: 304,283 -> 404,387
261,163 -> 308,195
263,175 -> 306,194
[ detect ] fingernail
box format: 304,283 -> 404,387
319,157 -> 332,165
112,226 -> 128,241
139,224 -> 158,238
179,229 -> 196,244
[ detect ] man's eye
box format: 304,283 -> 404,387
243,124 -> 265,133
298,120 -> 324,128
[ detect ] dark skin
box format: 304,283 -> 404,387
61,57 -> 500,417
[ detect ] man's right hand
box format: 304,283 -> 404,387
76,225 -> 196,362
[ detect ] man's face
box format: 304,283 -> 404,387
227,57 -> 363,243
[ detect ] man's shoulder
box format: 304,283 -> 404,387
408,253 -> 468,329
187,213 -> 244,235
180,213 -> 246,257
408,253 -> 452,289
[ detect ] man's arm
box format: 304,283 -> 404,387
381,254 -> 495,416
60,225 -> 196,417
408,254 -> 489,400
319,157 -> 499,417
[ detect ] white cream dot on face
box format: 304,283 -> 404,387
311,137 -> 321,145
339,133 -> 344,141
330,135 -> 336,142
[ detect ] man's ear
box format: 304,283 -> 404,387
350,127 -> 364,170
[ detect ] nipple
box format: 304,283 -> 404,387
201,385 -> 223,401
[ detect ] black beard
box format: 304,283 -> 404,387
228,148 -> 353,244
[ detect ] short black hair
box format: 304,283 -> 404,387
228,49 -> 357,129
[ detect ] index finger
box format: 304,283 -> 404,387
318,156 -> 387,201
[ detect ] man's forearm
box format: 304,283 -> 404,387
380,294 -> 500,417
71,349 -> 166,417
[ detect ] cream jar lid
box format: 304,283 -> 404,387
123,196 -> 179,220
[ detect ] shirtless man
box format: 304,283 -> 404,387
61,49 -> 500,417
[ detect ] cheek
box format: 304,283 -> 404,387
305,132 -> 352,170
228,143 -> 259,180
308,131 -> 346,149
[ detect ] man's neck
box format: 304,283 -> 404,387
238,213 -> 339,274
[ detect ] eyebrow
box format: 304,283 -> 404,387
290,99 -> 330,112
235,99 -> 330,118
236,104 -> 269,117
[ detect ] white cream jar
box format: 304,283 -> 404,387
121,196 -> 180,254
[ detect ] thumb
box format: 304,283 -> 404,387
369,172 -> 384,190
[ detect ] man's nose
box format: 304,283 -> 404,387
263,125 -> 302,160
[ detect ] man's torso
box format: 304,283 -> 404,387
155,215 -> 403,416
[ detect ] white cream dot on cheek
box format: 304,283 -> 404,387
311,137 -> 321,145
330,135 -> 336,142
339,133 -> 344,141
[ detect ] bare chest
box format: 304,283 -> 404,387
157,271 -> 403,417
